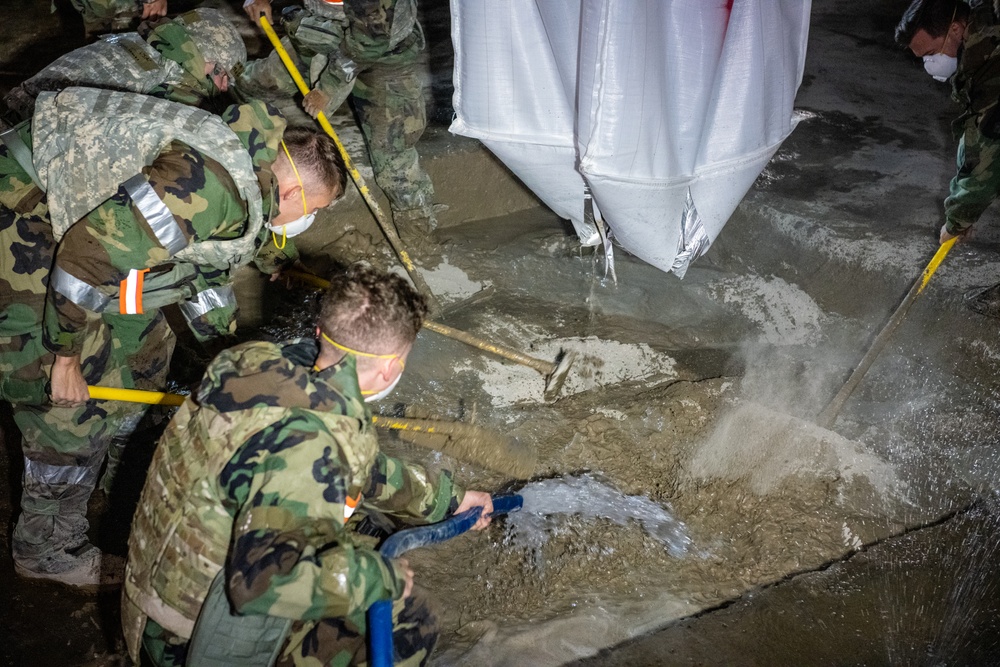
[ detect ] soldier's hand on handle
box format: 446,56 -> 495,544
304,89 -> 331,119
939,223 -> 966,245
455,491 -> 495,531
50,355 -> 90,407
140,0 -> 168,20
243,0 -> 273,25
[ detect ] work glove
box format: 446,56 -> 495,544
304,89 -> 330,118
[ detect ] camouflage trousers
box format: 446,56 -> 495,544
945,124 -> 1000,234
0,206 -> 174,570
239,11 -> 435,220
142,588 -> 441,667
69,0 -> 139,37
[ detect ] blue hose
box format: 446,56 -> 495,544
368,494 -> 523,667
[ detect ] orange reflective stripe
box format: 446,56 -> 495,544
119,268 -> 150,315
344,493 -> 361,522
321,0 -> 343,4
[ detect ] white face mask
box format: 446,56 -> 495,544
266,212 -> 316,239
923,53 -> 958,82
363,372 -> 402,403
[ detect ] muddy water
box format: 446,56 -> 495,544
356,208 -> 991,666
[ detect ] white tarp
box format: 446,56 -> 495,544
449,0 -> 811,277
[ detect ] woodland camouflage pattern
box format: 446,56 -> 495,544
239,0 -> 434,218
3,9 -> 247,121
0,96 -> 291,574
944,0 -> 1000,234
124,338 -> 462,666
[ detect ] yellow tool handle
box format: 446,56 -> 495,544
817,237 -> 958,429
917,235 -> 957,294
86,386 -> 479,438
88,385 -> 185,406
257,16 -> 440,313
422,321 -> 554,374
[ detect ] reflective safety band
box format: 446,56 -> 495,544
122,174 -> 188,256
344,493 -> 360,523
0,126 -> 43,190
178,285 -> 236,321
119,268 -> 150,315
51,266 -> 111,313
23,457 -> 98,487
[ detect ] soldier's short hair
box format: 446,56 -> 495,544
896,0 -> 970,46
318,264 -> 428,355
282,126 -> 348,198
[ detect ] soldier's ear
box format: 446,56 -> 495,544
280,183 -> 304,203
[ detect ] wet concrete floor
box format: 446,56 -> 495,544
4,0 -> 1000,665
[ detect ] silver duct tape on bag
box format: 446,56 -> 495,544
584,185 -> 617,283
670,189 -> 711,279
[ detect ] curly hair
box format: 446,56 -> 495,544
282,126 -> 347,198
318,264 -> 429,355
896,0 -> 970,46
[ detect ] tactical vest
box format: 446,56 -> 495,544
121,344 -> 379,662
31,87 -> 265,271
17,33 -> 182,106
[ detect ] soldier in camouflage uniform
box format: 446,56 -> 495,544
240,0 -> 438,244
122,265 -> 494,666
70,0 -> 167,40
0,89 -> 347,587
3,9 -> 247,124
897,0 -> 1000,316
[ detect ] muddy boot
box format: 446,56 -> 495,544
14,542 -> 125,590
392,206 -> 446,264
964,282 -> 1000,318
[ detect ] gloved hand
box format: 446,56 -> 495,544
303,89 -> 330,118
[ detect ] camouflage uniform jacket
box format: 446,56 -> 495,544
122,338 -> 463,661
945,0 -> 1000,232
5,17 -> 225,121
0,99 -> 295,352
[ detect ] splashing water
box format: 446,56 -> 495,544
506,474 -> 691,558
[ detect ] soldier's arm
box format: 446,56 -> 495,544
362,451 -> 465,525
224,413 -> 407,620
942,125 -> 1000,238
944,39 -> 1000,237
42,141 -> 247,355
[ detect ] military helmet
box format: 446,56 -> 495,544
176,8 -> 248,74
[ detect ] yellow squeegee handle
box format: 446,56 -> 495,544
257,16 -> 441,315
918,235 -> 957,294
87,385 -> 185,406
86,384 -> 413,432
817,235 -> 958,429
